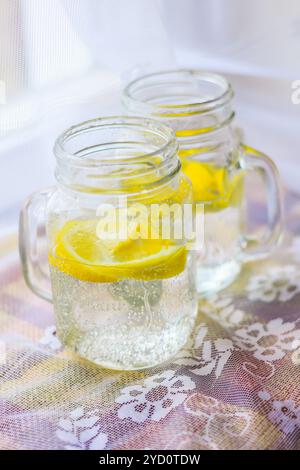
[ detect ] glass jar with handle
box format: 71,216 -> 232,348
123,70 -> 283,294
19,116 -> 198,370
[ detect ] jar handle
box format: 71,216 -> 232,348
239,144 -> 283,259
19,187 -> 55,302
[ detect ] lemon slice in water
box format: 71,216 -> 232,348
181,160 -> 244,211
49,219 -> 187,283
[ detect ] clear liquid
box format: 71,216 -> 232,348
50,261 -> 197,370
177,154 -> 244,295
197,205 -> 241,295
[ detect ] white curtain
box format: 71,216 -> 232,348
161,0 -> 300,78
1,0 -> 299,132
0,0 -> 299,214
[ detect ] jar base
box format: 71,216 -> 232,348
61,314 -> 196,371
51,259 -> 198,371
196,260 -> 241,296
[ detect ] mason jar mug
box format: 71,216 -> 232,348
123,70 -> 283,294
19,117 -> 198,370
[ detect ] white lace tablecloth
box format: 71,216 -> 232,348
0,189 -> 300,450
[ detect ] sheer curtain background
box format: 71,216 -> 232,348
0,0 -> 299,225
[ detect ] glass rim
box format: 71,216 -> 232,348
54,116 -> 178,167
53,116 -> 183,194
123,69 -> 234,115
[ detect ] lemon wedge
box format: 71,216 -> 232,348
181,160 -> 244,211
49,219 -> 187,283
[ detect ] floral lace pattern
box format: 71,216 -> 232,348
200,295 -> 246,328
182,393 -> 253,450
233,318 -> 300,361
258,391 -> 300,435
39,325 -> 62,351
56,407 -> 108,450
115,370 -> 195,423
175,324 -> 235,378
246,265 -> 300,302
3,216 -> 300,449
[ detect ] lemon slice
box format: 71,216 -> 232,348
49,219 -> 187,283
181,160 -> 244,211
